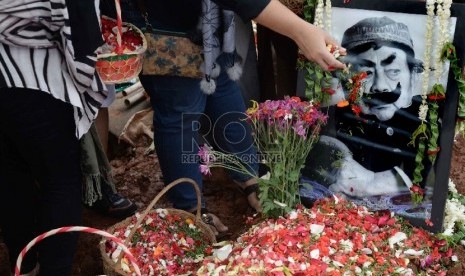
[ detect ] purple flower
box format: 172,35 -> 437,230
198,144 -> 214,163
292,120 -> 306,137
200,164 -> 211,176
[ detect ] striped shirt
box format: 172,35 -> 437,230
0,0 -> 108,138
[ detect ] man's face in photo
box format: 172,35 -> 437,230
351,46 -> 414,121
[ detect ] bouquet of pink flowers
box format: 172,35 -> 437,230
199,96 -> 327,218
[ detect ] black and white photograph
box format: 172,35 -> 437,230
300,0 -> 465,230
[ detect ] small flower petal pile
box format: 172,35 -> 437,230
100,17 -> 143,55
198,198 -> 454,275
104,209 -> 212,275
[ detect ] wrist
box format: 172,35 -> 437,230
289,20 -> 314,44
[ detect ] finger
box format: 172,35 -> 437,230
323,55 -> 346,70
314,57 -> 330,71
325,35 -> 346,53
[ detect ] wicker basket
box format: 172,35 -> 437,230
279,0 -> 305,15
14,226 -> 142,276
96,1 -> 147,84
100,178 -> 217,276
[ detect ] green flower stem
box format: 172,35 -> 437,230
412,137 -> 426,188
442,42 -> 465,133
250,117 -> 321,217
427,100 -> 440,164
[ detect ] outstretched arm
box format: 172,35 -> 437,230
254,0 -> 346,71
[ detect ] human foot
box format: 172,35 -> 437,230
235,179 -> 262,212
189,208 -> 229,236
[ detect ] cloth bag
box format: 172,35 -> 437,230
141,28 -> 204,79
134,0 -> 203,80
135,0 -> 243,94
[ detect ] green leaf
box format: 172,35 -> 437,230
288,170 -> 300,182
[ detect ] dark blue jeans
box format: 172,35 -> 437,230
0,88 -> 82,275
140,57 -> 258,210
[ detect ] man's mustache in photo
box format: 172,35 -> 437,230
362,82 -> 402,108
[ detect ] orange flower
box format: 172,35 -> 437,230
153,245 -> 163,258
337,100 -> 349,108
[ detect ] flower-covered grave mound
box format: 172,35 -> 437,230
198,198 -> 456,275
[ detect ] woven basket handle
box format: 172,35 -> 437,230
14,226 -> 141,276
116,178 -> 202,263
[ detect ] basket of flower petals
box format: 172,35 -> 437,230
96,0 -> 146,84
100,178 -> 216,276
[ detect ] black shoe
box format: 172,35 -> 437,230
91,189 -> 137,219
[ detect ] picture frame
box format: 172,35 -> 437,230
298,0 -> 465,232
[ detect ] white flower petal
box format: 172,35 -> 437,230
388,232 -> 407,248
213,244 -> 233,261
310,249 -> 320,259
310,224 -> 325,235
404,249 -> 424,256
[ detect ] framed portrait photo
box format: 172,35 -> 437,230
298,0 -> 465,232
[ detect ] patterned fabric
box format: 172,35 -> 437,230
142,32 -> 204,79
200,0 -> 242,94
138,0 -> 243,94
0,0 -> 108,138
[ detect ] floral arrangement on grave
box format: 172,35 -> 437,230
300,0 -> 465,206
199,96 -> 327,218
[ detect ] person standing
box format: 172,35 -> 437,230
116,0 -> 345,234
0,1 -> 109,275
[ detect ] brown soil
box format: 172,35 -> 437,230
2,134 -> 465,275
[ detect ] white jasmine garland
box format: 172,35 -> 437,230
314,0 -> 325,28
324,0 -> 332,32
418,103 -> 429,123
434,0 -> 445,82
433,0 -> 452,83
419,0 -> 435,121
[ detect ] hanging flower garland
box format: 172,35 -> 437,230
443,42 -> 465,135
409,0 -> 435,204
313,0 -> 325,28
297,0 -> 334,107
324,0 -> 332,32
427,0 -> 452,164
410,0 -> 452,204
